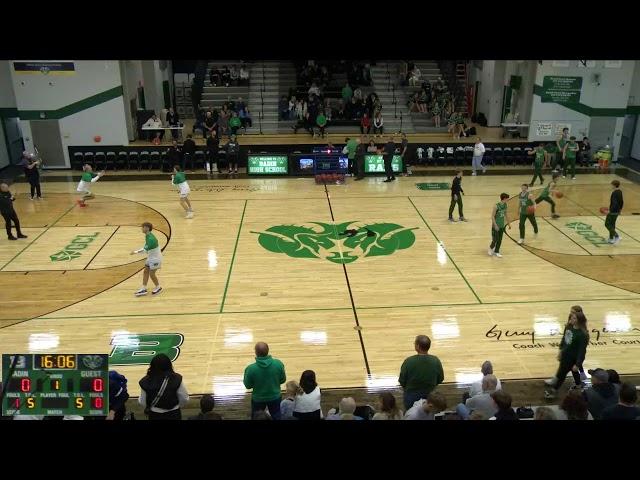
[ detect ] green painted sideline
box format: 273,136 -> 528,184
533,84 -> 637,118
407,196 -> 483,304
16,86 -> 124,120
219,200 -> 248,313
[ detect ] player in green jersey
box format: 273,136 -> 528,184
517,184 -> 538,244
535,172 -> 561,219
76,164 -> 105,206
528,143 -> 546,186
562,136 -> 579,180
131,222 -> 163,296
488,193 -> 511,258
172,165 -> 194,218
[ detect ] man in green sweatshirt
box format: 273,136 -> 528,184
399,335 -> 444,410
243,342 -> 286,419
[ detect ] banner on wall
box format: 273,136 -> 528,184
604,60 -> 622,69
540,76 -> 582,103
13,62 -> 75,75
535,122 -> 553,137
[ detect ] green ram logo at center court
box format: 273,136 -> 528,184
252,222 -> 418,264
50,232 -> 100,262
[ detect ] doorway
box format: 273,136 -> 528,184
30,120 -> 67,168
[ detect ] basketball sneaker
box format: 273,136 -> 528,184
488,248 -> 494,256
134,288 -> 148,297
459,217 -> 468,222
544,377 -> 557,387
613,236 -> 621,245
552,214 -> 560,219
518,238 -> 524,245
494,252 -> 503,258
152,286 -> 163,295
186,211 -> 194,219
580,371 -> 588,382
448,217 -> 456,223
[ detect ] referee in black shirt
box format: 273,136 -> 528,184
606,180 -> 623,245
0,183 -> 27,241
383,136 -> 396,182
448,171 -> 466,222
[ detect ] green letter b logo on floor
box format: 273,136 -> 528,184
109,333 -> 184,365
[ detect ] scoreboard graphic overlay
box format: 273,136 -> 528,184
1,354 -> 109,416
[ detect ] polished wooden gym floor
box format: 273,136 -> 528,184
1,171 -> 640,396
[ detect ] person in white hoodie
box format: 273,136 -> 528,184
293,370 -> 323,420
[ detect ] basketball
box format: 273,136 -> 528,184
600,206 -> 609,215
527,206 -> 536,215
554,191 -> 564,198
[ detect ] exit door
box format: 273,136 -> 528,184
30,120 -> 67,168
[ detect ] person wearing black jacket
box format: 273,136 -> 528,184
138,354 -> 189,420
354,135 -> 367,180
206,131 -> 220,173
226,134 -> 239,174
382,137 -> 396,182
583,368 -> 618,420
490,390 -> 519,421
605,180 -> 623,245
21,152 -> 42,199
165,141 -> 182,173
165,107 -> 180,139
544,311 -> 590,399
181,134 -> 197,171
0,183 -> 28,241
448,171 -> 466,222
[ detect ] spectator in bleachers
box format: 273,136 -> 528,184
308,82 -> 320,97
193,104 -> 206,138
138,353 -> 189,420
182,134 -> 196,171
367,139 -> 378,153
360,113 -> 371,135
221,66 -> 231,87
206,131 -> 219,172
209,67 -> 220,87
409,66 -> 422,86
166,140 -> 182,172
326,397 -> 363,420
239,106 -> 252,131
559,389 -> 590,420
404,391 -> 447,420
165,107 -> 180,139
288,96 -> 297,120
143,114 -> 164,142
534,406 -> 557,420
583,368 -> 618,420
469,410 -> 489,420
398,334 -> 444,410
432,100 -> 441,128
229,112 -> 242,137
372,392 -> 403,420
230,65 -> 239,86
293,370 -> 323,420
243,341 -> 286,420
235,97 -> 246,113
280,381 -> 300,420
342,82 -> 353,103
316,110 -> 327,139
295,99 -> 307,120
239,64 -> 249,85
353,87 -> 363,102
607,369 -> 622,395
457,374 -> 499,419
417,90 -> 428,113
409,92 -> 420,113
204,111 -> 217,138
469,361 -> 503,397
189,394 -> 223,420
279,95 -> 289,121
218,105 -> 230,137
107,370 -> 129,421
293,112 -> 313,136
601,383 -> 640,420
490,390 -> 519,420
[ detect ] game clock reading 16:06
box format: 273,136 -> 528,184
34,354 -> 76,369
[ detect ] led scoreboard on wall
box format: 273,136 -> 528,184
1,354 -> 109,416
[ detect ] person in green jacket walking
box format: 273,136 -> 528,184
544,311 -> 590,399
343,136 -> 359,177
243,342 -> 286,419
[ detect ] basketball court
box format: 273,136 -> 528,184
1,171 -> 640,397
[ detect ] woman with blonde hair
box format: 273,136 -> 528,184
280,381 -> 300,420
